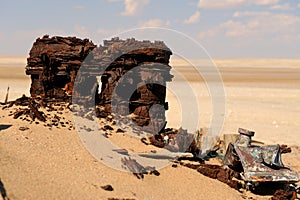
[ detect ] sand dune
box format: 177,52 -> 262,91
1,59 -> 300,199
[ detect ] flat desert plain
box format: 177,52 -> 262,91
0,58 -> 300,199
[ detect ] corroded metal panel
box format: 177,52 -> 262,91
223,128 -> 299,183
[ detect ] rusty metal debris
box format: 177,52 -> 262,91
178,128 -> 299,197
178,161 -> 243,190
146,127 -> 195,154
28,101 -> 46,122
223,128 -> 299,188
9,96 -> 46,122
271,189 -> 297,200
121,157 -> 160,179
4,86 -> 9,104
4,95 -> 75,130
101,184 -> 114,191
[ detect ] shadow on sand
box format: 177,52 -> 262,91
0,179 -> 9,200
0,124 -> 12,131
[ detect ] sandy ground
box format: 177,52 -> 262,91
1,59 -> 300,199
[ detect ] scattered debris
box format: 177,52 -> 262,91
140,137 -> 149,145
178,128 -> 299,198
108,198 -> 136,200
171,164 -> 178,168
28,102 -> 46,122
147,127 -> 196,154
149,169 -> 160,176
198,164 -> 242,190
149,135 -> 165,148
179,162 -> 242,190
280,144 -> 292,154
9,96 -> 47,123
116,128 -> 125,133
121,157 -> 159,179
121,157 -> 148,179
4,86 -> 9,104
5,98 -> 75,131
13,108 -> 29,119
101,185 -> 114,191
19,127 -> 29,131
103,125 -> 114,131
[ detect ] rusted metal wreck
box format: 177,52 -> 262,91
223,128 -> 299,189
25,35 -> 173,133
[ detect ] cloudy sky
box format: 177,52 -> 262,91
1,0 -> 300,58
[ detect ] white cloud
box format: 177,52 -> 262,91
233,11 -> 271,18
199,11 -> 300,42
138,19 -> 170,28
184,11 -> 201,24
198,0 -> 278,9
231,12 -> 299,37
254,0 -> 279,5
74,24 -> 89,37
121,0 -> 149,16
297,3 -> 300,8
270,3 -> 293,10
198,0 -> 244,9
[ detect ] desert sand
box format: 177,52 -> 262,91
0,58 -> 300,199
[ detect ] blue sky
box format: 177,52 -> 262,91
1,0 -> 300,58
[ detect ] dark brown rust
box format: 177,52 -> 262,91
271,189 -> 297,200
121,157 -> 148,179
238,127 -> 255,137
26,35 -> 96,99
28,102 -> 46,122
121,157 -> 160,179
100,185 -> 114,191
26,35 -> 173,134
181,162 -> 242,191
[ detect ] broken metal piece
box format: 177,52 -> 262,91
271,189 -> 297,200
180,162 -> 243,190
238,127 -> 255,137
101,185 -> 114,191
4,86 -> 9,104
223,128 -> 299,184
121,157 -> 160,179
235,128 -> 254,147
121,157 -> 148,179
28,102 -> 46,122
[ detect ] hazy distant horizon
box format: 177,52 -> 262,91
1,56 -> 300,69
